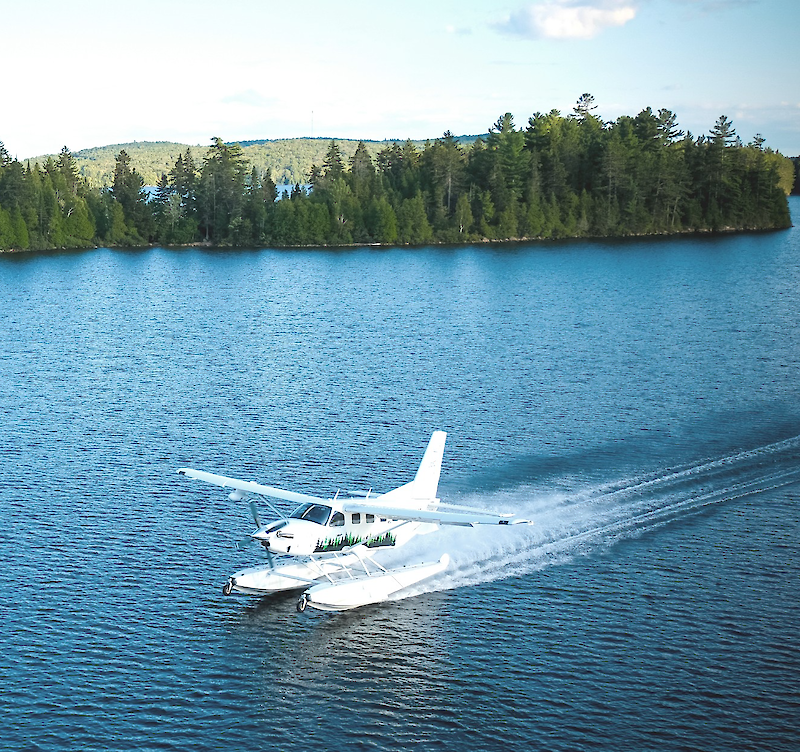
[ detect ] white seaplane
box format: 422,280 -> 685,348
179,431 -> 531,612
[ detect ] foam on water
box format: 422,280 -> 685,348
390,435 -> 800,599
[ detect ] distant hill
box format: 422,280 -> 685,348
25,135 -> 488,187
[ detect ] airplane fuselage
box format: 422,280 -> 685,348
252,500 -> 402,556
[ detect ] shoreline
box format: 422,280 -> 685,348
0,222 -> 793,255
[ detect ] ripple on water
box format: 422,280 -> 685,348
2,226 -> 800,751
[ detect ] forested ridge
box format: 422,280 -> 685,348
23,137 -> 456,188
0,96 -> 793,251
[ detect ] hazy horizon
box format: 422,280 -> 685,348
4,0 -> 799,159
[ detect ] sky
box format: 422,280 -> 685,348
2,0 -> 799,159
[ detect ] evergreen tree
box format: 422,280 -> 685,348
170,148 -> 198,219
573,93 -> 598,121
57,146 -> 82,196
397,193 -> 433,244
198,137 -> 248,241
112,149 -> 149,240
364,195 -> 398,243
242,166 -> 276,244
348,141 -> 375,198
155,172 -> 172,204
710,115 -> 737,146
0,158 -> 26,210
656,109 -> 683,145
322,141 -> 345,181
424,131 -> 467,228
485,114 -> 526,212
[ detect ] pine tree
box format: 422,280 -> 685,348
198,138 -> 248,241
322,141 -> 345,181
573,93 -> 598,121
349,141 -> 375,192
57,147 -> 81,196
112,149 -> 148,239
710,115 -> 737,146
426,131 -> 466,223
656,109 -> 683,145
397,193 -> 432,244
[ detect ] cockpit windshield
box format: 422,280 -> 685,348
289,503 -> 332,526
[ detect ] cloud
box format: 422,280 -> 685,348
496,0 -> 637,40
669,0 -> 755,10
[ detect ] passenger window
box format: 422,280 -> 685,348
330,512 -> 345,527
352,513 -> 361,524
365,513 -> 375,523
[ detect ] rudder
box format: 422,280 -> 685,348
413,431 -> 447,501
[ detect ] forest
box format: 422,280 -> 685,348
0,96 -> 793,251
23,137 -> 463,188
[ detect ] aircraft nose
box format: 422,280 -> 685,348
251,530 -> 270,543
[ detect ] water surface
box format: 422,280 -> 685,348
2,202 -> 799,751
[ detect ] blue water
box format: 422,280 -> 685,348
2,201 -> 799,751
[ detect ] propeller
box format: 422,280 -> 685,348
235,537 -> 256,551
248,500 -> 275,569
235,537 -> 274,569
233,499 -> 275,569
234,502 -> 263,550
249,500 -> 261,528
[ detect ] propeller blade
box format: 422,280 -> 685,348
266,547 -> 275,570
249,501 -> 261,528
235,537 -> 256,551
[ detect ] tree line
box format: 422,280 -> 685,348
0,96 -> 793,251
26,138 -> 416,189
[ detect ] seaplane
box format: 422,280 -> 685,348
178,431 -> 532,612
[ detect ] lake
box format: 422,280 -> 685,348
2,200 -> 799,751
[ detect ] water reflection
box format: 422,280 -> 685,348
228,590 -> 459,746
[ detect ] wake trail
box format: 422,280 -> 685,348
391,434 -> 800,599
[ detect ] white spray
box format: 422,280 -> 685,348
390,435 -> 800,600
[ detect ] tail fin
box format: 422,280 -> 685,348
413,431 -> 447,501
374,431 -> 447,508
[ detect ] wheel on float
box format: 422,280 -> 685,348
296,594 -> 308,613
222,580 -> 233,596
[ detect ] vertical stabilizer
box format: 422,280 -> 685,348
413,431 -> 447,502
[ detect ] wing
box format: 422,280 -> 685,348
178,468 -> 328,506
342,501 -> 531,527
